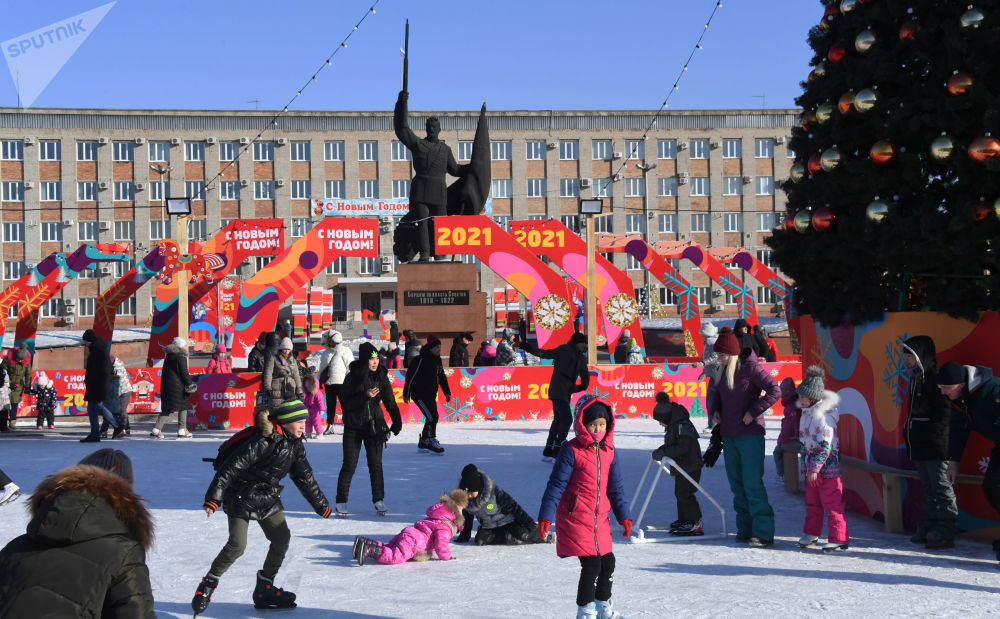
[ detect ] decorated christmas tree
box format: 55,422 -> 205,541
768,1 -> 1000,326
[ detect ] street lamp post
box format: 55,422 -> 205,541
579,199 -> 604,366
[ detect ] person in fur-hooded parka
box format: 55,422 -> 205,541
365,490 -> 468,564
0,464 -> 155,618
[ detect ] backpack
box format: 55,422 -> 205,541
203,426 -> 259,470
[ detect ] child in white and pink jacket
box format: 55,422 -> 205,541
353,489 -> 468,565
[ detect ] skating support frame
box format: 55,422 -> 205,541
629,457 -> 729,543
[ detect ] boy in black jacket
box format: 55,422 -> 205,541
403,334 -> 451,454
456,464 -> 545,545
651,391 -> 704,535
192,399 -> 331,616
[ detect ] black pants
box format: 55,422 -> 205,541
984,444 -> 1000,517
544,399 -> 573,451
414,398 -> 439,440
324,384 -> 342,424
0,467 -> 11,487
475,521 -> 543,545
673,457 -> 704,522
336,428 -> 385,504
577,552 -> 616,607
36,407 -> 55,428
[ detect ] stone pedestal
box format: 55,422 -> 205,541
396,263 -> 488,345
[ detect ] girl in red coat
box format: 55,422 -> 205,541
539,395 -> 632,619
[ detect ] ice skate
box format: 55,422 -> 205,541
669,520 -> 704,536
0,482 -> 21,506
748,536 -> 774,548
821,542 -> 849,553
798,534 -> 819,548
191,573 -> 219,617
352,536 -> 366,562
374,500 -> 388,516
417,436 -> 430,452
426,437 -> 445,454
576,602 -> 598,618
334,502 -> 350,518
596,598 -> 628,619
358,537 -> 382,566
252,571 -> 296,610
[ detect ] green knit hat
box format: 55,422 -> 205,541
272,399 -> 308,424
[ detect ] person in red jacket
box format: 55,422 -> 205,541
538,396 -> 632,619
206,344 -> 232,374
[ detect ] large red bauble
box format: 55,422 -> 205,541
812,208 -> 835,232
807,153 -> 823,174
870,140 -> 895,165
828,43 -> 848,63
785,213 -> 797,232
969,136 -> 1000,163
838,92 -> 855,115
947,72 -> 973,96
899,21 -> 920,40
974,202 -> 991,222
824,6 -> 839,20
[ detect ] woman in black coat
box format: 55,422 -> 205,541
81,337 -> 122,442
152,337 -> 195,439
335,342 -> 402,516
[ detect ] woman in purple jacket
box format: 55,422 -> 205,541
709,327 -> 780,547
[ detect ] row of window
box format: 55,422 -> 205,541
0,138 -> 791,164
653,282 -> 778,306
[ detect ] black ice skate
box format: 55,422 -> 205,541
253,571 -> 297,610
669,520 -> 704,536
191,573 -> 219,617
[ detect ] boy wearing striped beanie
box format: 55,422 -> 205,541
193,398 -> 331,616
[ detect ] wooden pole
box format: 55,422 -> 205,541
586,213 -> 597,365
176,213 -> 189,348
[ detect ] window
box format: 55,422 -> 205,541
325,256 -> 347,275
358,141 -> 378,161
491,179 -> 512,198
690,140 -> 709,159
787,146 -> 795,158
560,215 -> 579,232
149,219 -> 171,240
756,249 -> 774,267
291,218 -> 312,238
149,141 -> 170,162
291,180 -> 311,200
253,142 -> 274,161
187,219 -> 207,241
219,142 -> 238,162
658,177 -> 678,197
457,141 -> 473,161
114,220 -> 134,241
592,140 -> 612,160
626,214 -> 646,234
526,141 -> 547,160
592,178 -> 612,198
626,255 -> 642,271
359,180 -> 378,199
77,221 -> 97,241
625,177 -> 645,197
220,218 -> 233,229
392,179 -> 411,199
490,141 -> 511,161
77,265 -> 96,279
722,139 -> 742,159
114,181 -> 135,201
725,290 -> 740,305
1,140 -> 24,160
39,140 -> 61,161
560,178 -> 580,198
77,141 -> 98,161
657,140 -> 676,160
493,216 -> 510,232
527,215 -> 546,222
77,297 -> 96,317
77,181 -> 98,201
182,142 -> 203,162
254,180 -> 274,200
290,141 -> 311,161
758,287 -> 777,304
7,303 -> 17,317
755,139 -> 774,159
4,222 -> 23,242
660,288 -> 677,306
185,181 -> 205,201
755,176 -> 774,195
723,213 -> 742,232
391,141 -> 411,161
41,222 -> 63,242
559,140 -> 579,161
219,181 -> 239,201
696,287 -> 711,305
3,261 -> 24,280
113,257 -> 131,278
40,298 -> 65,319
324,141 -> 344,161
2,181 -> 24,201
527,178 -> 546,198
625,139 -> 644,160
325,179 -> 345,199
117,297 -> 135,316
593,215 -> 613,234
40,181 -> 61,202
756,213 -> 775,231
359,256 -> 378,275
113,141 -> 134,162
689,177 -> 710,196
150,181 -> 170,201
723,177 -> 743,196
690,213 -> 709,233
658,214 -> 677,233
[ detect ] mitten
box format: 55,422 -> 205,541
538,519 -> 551,540
651,447 -> 665,461
703,442 -> 722,467
390,420 -> 402,436
622,519 -> 632,538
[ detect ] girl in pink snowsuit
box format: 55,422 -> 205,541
302,376 -> 326,438
354,490 -> 468,565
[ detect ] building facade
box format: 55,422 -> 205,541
0,106 -> 797,332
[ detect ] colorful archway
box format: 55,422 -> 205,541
0,253 -> 68,338
656,241 -> 759,325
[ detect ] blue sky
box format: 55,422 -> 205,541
0,0 -> 820,112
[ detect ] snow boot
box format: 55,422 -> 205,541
798,534 -> 819,548
358,538 -> 382,566
252,571 -> 296,610
909,524 -> 928,544
595,598 -> 628,619
748,536 -> 774,548
925,531 -> 954,549
821,542 -> 849,552
992,539 -> 1000,562
577,602 -> 599,618
670,520 -> 703,536
191,573 -> 219,617
374,500 -> 388,516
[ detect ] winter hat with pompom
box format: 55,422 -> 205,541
797,365 -> 826,402
713,327 -> 740,356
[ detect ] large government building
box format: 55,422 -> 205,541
0,106 -> 797,332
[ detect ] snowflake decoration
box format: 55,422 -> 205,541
227,379 -> 237,388
533,294 -> 571,331
444,368 -> 454,377
223,315 -> 234,327
605,293 -> 639,328
881,334 -> 911,407
443,397 -> 475,423
503,372 -> 512,381
628,405 -> 637,414
809,331 -> 833,376
651,366 -> 664,379
979,456 -> 990,474
460,376 -> 473,389
221,278 -> 236,290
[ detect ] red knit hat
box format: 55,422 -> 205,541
426,334 -> 441,348
713,327 -> 740,355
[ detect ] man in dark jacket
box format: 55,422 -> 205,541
652,392 -> 704,535
449,332 -> 473,368
519,321 -> 590,459
752,324 -> 776,363
734,319 -> 767,359
247,332 -> 269,372
82,336 -> 122,442
937,361 -> 1000,561
152,337 -> 195,439
336,342 -> 403,517
613,331 -> 630,364
456,464 -> 545,545
900,335 -> 959,549
195,399 -> 330,615
0,449 -> 155,618
403,329 -> 422,366
403,334 -> 452,453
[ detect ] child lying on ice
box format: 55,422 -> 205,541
353,489 -> 468,565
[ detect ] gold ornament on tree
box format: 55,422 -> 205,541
855,30 -> 877,54
866,199 -> 889,222
840,0 -> 858,13
930,135 -> 955,160
870,140 -> 895,165
793,209 -> 812,233
960,7 -> 985,29
853,88 -> 878,113
814,61 -> 827,78
790,162 -> 807,182
816,102 -> 834,124
820,148 -> 841,172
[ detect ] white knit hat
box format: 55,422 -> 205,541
171,337 -> 187,348
279,337 -> 294,351
700,322 -> 718,338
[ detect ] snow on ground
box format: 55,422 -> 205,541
1,419 -> 997,618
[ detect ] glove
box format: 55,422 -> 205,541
622,519 -> 632,538
446,393 -> 451,402
538,519 -> 551,540
651,447 -> 664,461
390,420 -> 402,436
403,396 -> 410,404
703,443 -> 722,467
